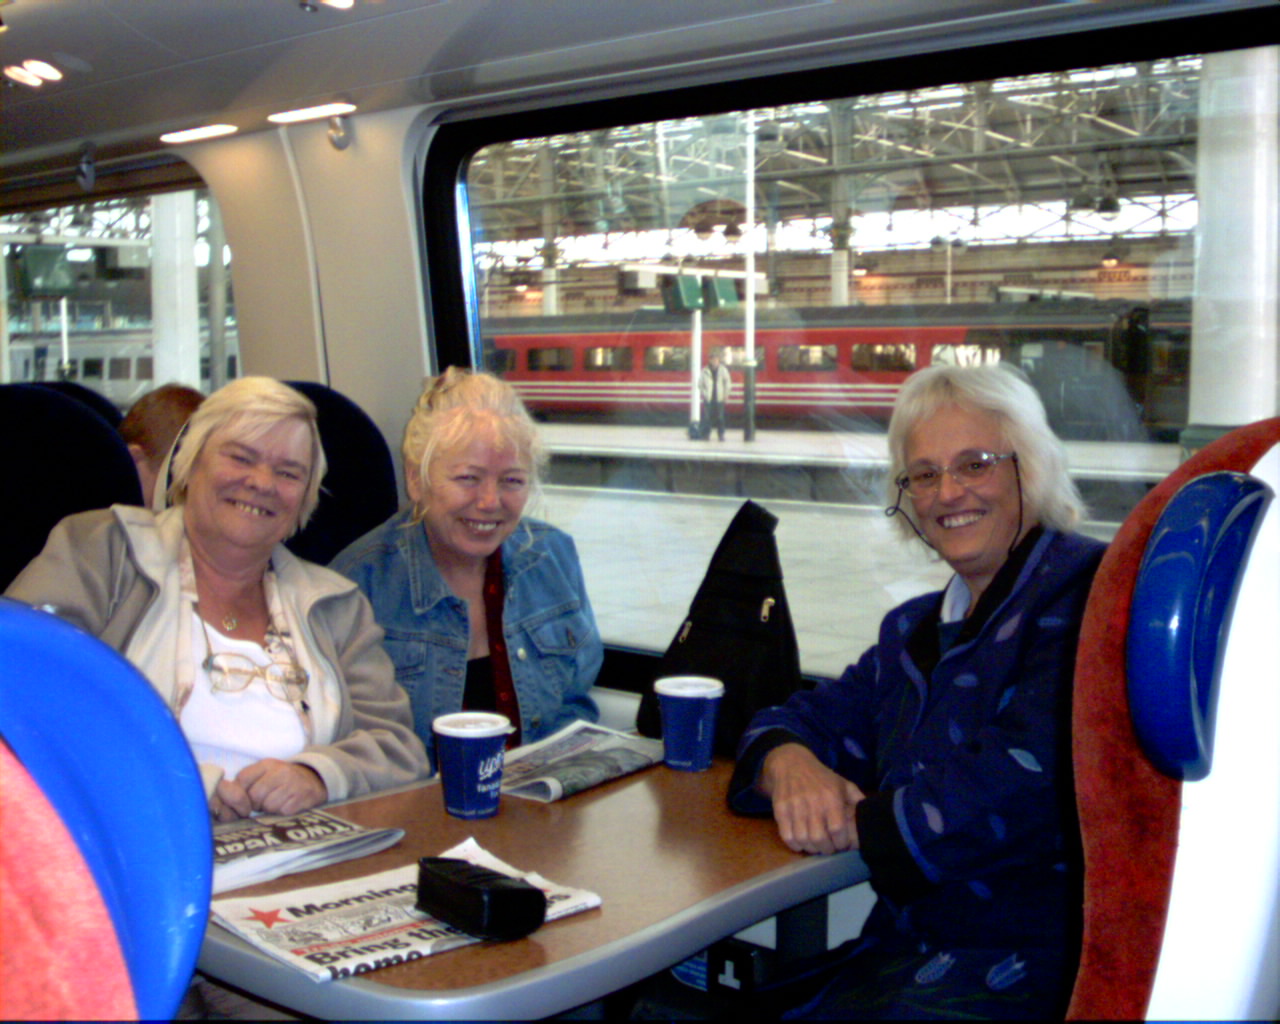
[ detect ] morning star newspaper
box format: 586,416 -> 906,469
211,838 -> 602,981
213,808 -> 404,895
500,720 -> 664,802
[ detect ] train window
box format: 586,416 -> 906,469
450,43 -> 1276,676
930,344 -> 1001,368
484,346 -> 517,374
1,189 -> 238,413
528,347 -> 574,371
585,346 -> 634,372
644,346 -> 691,372
851,344 -> 917,373
778,345 -> 836,371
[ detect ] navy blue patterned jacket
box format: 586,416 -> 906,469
731,528 -> 1106,952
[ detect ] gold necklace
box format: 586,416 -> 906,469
222,613 -> 239,632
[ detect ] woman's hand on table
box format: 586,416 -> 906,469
760,743 -> 864,856
211,760 -> 328,821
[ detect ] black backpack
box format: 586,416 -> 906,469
638,500 -> 803,757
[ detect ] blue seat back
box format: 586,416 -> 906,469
0,599 -> 212,1020
284,380 -> 399,565
0,383 -> 142,589
1127,471 -> 1273,780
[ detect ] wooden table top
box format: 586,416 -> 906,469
201,759 -> 867,1019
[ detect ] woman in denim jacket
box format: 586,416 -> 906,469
332,369 -> 600,766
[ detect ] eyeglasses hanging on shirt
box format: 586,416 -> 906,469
196,609 -> 310,706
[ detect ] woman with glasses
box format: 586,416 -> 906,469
729,364 -> 1106,1019
332,368 -> 601,768
7,377 -> 428,823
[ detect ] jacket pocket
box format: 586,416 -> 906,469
525,607 -> 594,656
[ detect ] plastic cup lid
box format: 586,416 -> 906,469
654,675 -> 725,698
432,712 -> 514,739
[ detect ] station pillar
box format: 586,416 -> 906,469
150,191 -> 202,390
1183,46 -> 1278,454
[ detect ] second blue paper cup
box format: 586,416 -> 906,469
655,675 -> 725,771
432,711 -> 514,818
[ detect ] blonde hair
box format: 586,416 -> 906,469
402,368 -> 545,522
886,363 -> 1085,539
168,377 -> 326,535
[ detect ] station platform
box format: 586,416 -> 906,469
540,422 -> 1178,518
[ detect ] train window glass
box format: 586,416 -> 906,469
851,343 -> 916,373
644,346 -> 690,372
454,46 -> 1275,677
1,189 -> 237,413
930,344 -> 1001,368
528,347 -> 574,371
778,345 -> 836,371
585,346 -> 634,371
484,346 -> 517,374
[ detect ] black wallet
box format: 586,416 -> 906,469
416,857 -> 548,941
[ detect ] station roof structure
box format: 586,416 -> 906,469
466,57 -> 1203,256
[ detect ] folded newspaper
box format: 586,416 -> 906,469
211,837 -> 602,981
501,720 -> 664,802
213,808 -> 404,895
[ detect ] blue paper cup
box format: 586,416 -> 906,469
432,712 -> 514,819
655,676 -> 725,771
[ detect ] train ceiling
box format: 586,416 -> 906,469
0,0 -> 1270,238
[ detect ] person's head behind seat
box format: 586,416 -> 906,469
400,367 -> 546,522
886,363 -> 1085,540
166,376 -> 327,538
118,383 -> 204,508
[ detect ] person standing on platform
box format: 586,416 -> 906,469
729,364 -> 1106,1019
698,350 -> 732,441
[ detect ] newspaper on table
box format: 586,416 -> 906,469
213,808 -> 404,895
210,837 -> 602,982
500,720 -> 664,802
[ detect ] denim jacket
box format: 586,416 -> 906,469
332,509 -> 601,766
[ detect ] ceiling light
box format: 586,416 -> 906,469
6,66 -> 44,88
321,0 -> 355,8
159,124 -> 239,144
268,101 -> 356,124
24,60 -> 63,82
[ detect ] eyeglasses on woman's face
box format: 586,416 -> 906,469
895,449 -> 1017,500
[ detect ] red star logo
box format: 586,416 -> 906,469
245,907 -> 287,929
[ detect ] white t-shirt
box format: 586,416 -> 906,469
180,610 -> 307,781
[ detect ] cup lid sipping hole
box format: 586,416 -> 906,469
432,712 -> 514,738
654,675 -> 725,698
